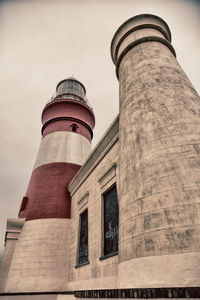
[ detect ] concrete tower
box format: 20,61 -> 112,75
19,77 -> 95,220
111,14 -> 200,289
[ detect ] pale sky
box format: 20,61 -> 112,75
0,0 -> 200,256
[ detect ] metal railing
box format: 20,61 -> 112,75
45,92 -> 93,110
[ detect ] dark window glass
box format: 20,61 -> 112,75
72,124 -> 77,132
57,80 -> 85,99
103,185 -> 119,256
78,209 -> 88,265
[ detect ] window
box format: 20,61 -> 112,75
77,209 -> 89,266
72,124 -> 77,132
103,185 -> 119,257
71,123 -> 78,132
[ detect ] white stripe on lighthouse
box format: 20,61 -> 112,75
34,131 -> 92,169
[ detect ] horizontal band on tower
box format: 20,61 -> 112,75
42,116 -> 93,139
111,14 -> 172,61
115,36 -> 176,79
112,24 -> 171,64
34,131 -> 91,169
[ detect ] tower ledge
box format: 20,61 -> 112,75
110,14 -> 175,79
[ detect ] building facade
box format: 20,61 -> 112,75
0,13 -> 200,300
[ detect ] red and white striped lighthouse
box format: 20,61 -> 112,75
19,77 -> 95,220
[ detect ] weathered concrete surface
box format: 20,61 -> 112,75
3,219 -> 70,293
117,251 -> 200,288
111,14 -> 200,287
0,218 -> 25,292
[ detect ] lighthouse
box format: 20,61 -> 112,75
19,77 -> 95,220
0,77 -> 95,293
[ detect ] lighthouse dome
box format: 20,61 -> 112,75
48,77 -> 93,110
56,77 -> 86,100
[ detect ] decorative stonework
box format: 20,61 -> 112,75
75,287 -> 200,298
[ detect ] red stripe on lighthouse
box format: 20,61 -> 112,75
42,119 -> 92,141
42,100 -> 95,132
19,162 -> 80,220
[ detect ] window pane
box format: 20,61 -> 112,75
78,209 -> 88,265
104,185 -> 119,255
57,80 -> 85,99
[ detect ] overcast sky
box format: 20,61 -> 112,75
0,0 -> 200,256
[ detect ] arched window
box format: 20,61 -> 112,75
71,123 -> 78,132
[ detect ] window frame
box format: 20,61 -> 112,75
75,208 -> 90,268
100,183 -> 119,260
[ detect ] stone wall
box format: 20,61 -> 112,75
68,117 -> 119,291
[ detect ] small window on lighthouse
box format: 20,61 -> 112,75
71,123 -> 78,132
